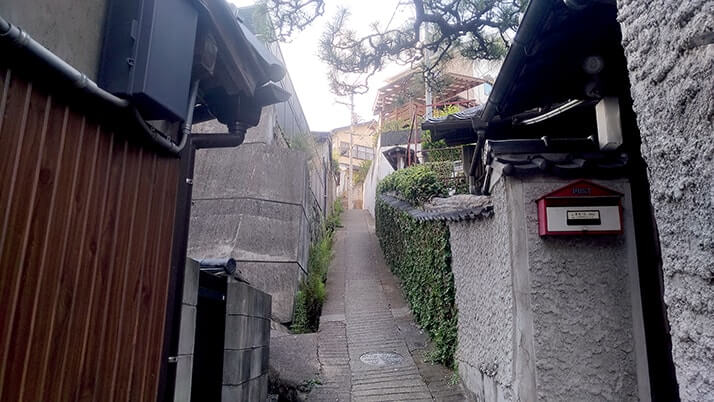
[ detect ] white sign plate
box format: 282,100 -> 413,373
566,210 -> 601,225
546,206 -> 621,232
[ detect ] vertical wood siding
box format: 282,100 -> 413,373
0,65 -> 180,401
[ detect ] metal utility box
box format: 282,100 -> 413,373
99,0 -> 198,121
536,180 -> 623,236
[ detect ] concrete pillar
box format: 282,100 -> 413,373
222,279 -> 272,401
173,259 -> 200,402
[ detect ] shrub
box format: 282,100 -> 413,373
378,163 -> 468,200
377,164 -> 448,206
289,132 -> 316,157
292,234 -> 332,333
375,198 -> 457,367
291,200 -> 342,333
324,198 -> 344,233
422,130 -> 461,162
423,161 -> 469,195
353,159 -> 372,185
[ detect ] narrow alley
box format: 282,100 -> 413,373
308,210 -> 467,401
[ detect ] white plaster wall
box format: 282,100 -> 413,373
362,160 -> 378,217
449,179 -> 514,400
363,136 -> 397,216
522,178 -> 640,401
617,1 -> 714,398
449,176 -> 646,401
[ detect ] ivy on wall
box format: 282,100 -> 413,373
375,166 -> 458,367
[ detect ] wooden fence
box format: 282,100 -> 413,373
0,64 -> 180,401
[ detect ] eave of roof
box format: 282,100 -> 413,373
480,0 -> 620,123
196,0 -> 286,97
380,130 -> 422,147
420,105 -> 484,145
420,0 -> 621,146
194,0 -> 292,127
312,131 -> 331,143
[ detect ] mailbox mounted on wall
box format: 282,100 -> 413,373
536,180 -> 623,236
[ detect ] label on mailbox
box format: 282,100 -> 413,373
566,210 -> 601,225
546,206 -> 620,232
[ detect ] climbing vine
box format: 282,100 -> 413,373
375,167 -> 458,367
352,159 -> 372,185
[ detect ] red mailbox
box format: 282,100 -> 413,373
536,180 -> 623,236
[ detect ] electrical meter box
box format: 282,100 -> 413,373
99,0 -> 198,121
536,180 -> 623,236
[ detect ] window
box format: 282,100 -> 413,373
339,142 -> 374,160
354,145 -> 374,160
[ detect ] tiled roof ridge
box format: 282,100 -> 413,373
378,193 -> 493,222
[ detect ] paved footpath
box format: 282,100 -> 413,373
309,210 -> 468,401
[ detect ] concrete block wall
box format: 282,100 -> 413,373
174,259 -> 200,402
223,280 -> 272,402
617,1 -> 714,399
449,176 -> 649,401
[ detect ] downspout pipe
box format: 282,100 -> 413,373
0,15 -> 10,36
199,258 -> 237,276
0,14 -> 193,156
192,122 -> 249,149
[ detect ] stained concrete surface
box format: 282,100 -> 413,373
0,0 -> 108,79
308,210 -> 469,401
269,332 -> 320,394
188,143 -> 313,323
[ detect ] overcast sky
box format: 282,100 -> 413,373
230,0 -> 414,131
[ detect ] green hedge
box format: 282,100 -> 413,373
375,165 -> 458,367
377,164 -> 448,206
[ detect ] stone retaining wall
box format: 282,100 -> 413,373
188,143 -> 312,323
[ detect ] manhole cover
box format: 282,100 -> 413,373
359,352 -> 404,367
